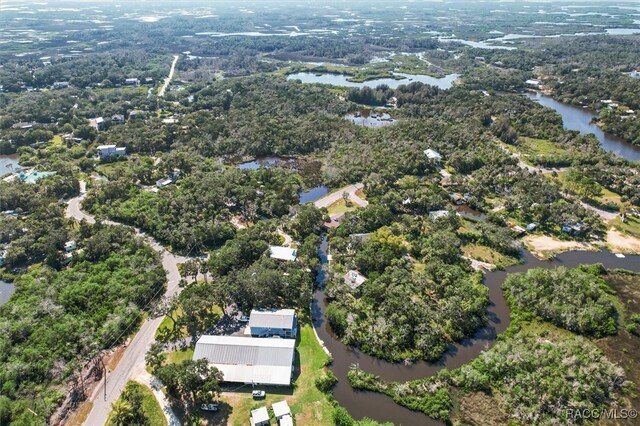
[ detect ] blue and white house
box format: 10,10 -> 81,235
249,309 -> 297,338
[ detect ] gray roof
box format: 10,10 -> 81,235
193,335 -> 295,385
249,309 -> 296,330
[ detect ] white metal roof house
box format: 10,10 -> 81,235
97,145 -> 127,160
193,335 -> 295,386
249,309 -> 297,338
250,406 -> 270,426
429,209 -> 450,220
272,400 -> 291,420
269,246 -> 297,261
424,149 -> 443,162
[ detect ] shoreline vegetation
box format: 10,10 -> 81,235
346,267 -> 640,424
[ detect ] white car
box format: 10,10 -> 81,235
201,403 -> 219,412
252,390 -> 266,399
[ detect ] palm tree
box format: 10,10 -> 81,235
109,399 -> 134,426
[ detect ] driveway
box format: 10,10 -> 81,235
313,183 -> 368,209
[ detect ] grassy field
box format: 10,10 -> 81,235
326,198 -> 357,216
106,381 -> 168,426
596,187 -> 623,207
609,215 -> 640,238
462,244 -> 519,269
222,324 -> 333,426
518,137 -> 568,158
166,346 -> 194,365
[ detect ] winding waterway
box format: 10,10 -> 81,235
313,237 -> 640,425
525,92 -> 640,161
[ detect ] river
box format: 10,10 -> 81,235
524,92 -> 640,161
287,72 -> 459,90
313,237 -> 640,425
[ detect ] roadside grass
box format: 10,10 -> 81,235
106,381 -> 167,426
596,187 -> 623,207
327,198 -> 357,215
609,215 -> 640,238
65,401 -> 93,426
518,137 -> 567,158
224,324 -> 333,426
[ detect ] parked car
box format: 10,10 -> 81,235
201,403 -> 219,412
252,390 -> 266,399
239,315 -> 250,322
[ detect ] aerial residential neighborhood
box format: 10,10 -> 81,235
1,1 -> 640,426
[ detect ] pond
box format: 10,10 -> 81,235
235,156 -> 328,203
287,72 -> 460,90
525,92 -> 640,162
0,281 -> 15,305
0,154 -> 20,176
344,109 -> 397,128
313,237 -> 640,425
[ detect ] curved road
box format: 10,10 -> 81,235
65,183 -> 188,426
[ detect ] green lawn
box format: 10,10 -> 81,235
519,137 -> 568,157
106,381 -> 167,426
225,324 -> 334,426
609,215 -> 640,239
595,187 -> 623,207
327,198 -> 358,215
462,244 -> 520,269
166,346 -> 194,365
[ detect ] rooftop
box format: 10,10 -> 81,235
249,309 -> 296,330
269,246 -> 297,261
250,407 -> 270,425
193,335 -> 295,386
272,400 -> 291,418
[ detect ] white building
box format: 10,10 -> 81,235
344,270 -> 366,289
429,210 -> 450,220
52,81 -> 69,89
250,407 -> 270,426
424,149 -> 443,163
125,78 -> 140,86
269,246 -> 297,261
193,335 -> 296,386
249,309 -> 297,338
272,400 -> 291,421
97,145 -> 127,160
525,79 -> 541,88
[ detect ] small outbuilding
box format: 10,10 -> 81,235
272,400 -> 291,421
250,407 -> 270,426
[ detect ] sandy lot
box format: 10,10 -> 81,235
523,235 -> 595,258
606,229 -> 640,253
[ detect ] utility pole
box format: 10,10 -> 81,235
98,354 -> 107,401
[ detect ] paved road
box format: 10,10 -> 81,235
64,183 -> 188,426
158,55 -> 179,97
313,183 -> 368,209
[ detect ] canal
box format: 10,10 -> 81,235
313,237 -> 640,425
